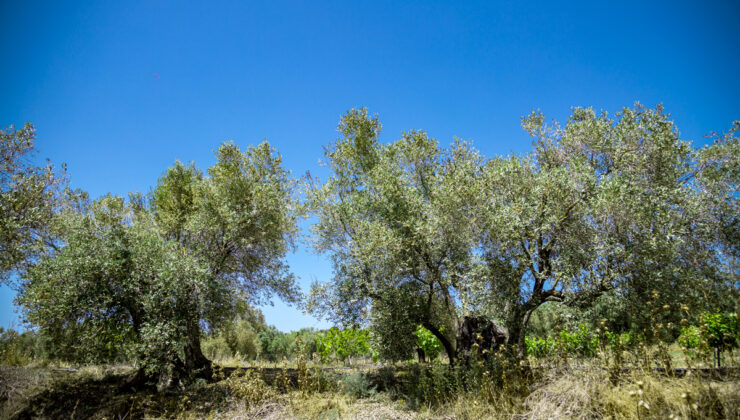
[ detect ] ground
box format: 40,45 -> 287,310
2,361 -> 739,419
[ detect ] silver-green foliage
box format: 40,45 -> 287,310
18,141 -> 300,376
1,123 -> 70,282
308,105 -> 738,362
19,196 -> 208,371
307,108 -> 479,361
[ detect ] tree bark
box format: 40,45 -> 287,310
122,366 -> 155,391
505,307 -> 535,362
416,347 -> 426,363
184,315 -> 212,379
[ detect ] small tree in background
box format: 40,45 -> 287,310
316,327 -> 371,364
415,325 -> 443,362
700,312 -> 739,368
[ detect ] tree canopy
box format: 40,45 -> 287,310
4,105 -> 737,380
1,123 -> 70,283
308,105 -> 739,361
17,140 -> 300,384
307,108 -> 478,361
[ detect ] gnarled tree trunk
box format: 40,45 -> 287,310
455,315 -> 507,365
183,311 -> 212,379
504,306 -> 537,362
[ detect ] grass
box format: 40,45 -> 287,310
211,355 -> 379,369
2,348 -> 739,419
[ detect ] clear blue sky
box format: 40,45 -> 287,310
1,0 -> 738,332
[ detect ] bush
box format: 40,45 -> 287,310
676,312 -> 739,366
315,328 -> 372,363
559,324 -> 599,358
526,336 -> 557,358
677,326 -> 705,350
222,368 -> 276,407
340,372 -> 376,398
415,325 -> 443,361
700,312 -> 739,353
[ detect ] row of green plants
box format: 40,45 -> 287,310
202,310 -> 739,367
204,326 -> 378,365
525,325 -> 635,359
524,311 -> 739,366
5,311 -> 736,368
202,325 -> 320,363
315,327 -> 373,363
0,322 -> 444,367
203,325 -> 442,365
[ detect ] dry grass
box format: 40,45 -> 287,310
172,392 -> 416,420
3,360 -> 739,419
1,366 -> 62,417
521,367 -> 739,419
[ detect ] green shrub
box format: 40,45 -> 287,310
559,324 -> 599,357
415,325 -> 443,361
315,328 -> 372,363
340,372 -> 376,398
676,312 -> 739,366
677,325 -> 705,350
525,336 -> 557,358
603,330 -> 636,350
699,311 -> 739,352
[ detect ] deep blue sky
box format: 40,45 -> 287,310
1,0 -> 738,332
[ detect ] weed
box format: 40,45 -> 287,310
222,368 -> 276,407
340,371 -> 376,399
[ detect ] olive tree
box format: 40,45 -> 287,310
468,104 -> 732,357
694,122 -> 739,301
18,140 -> 299,384
19,196 -> 212,384
309,105 -> 735,363
307,108 -> 480,362
150,141 -> 300,375
1,123 -> 70,282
